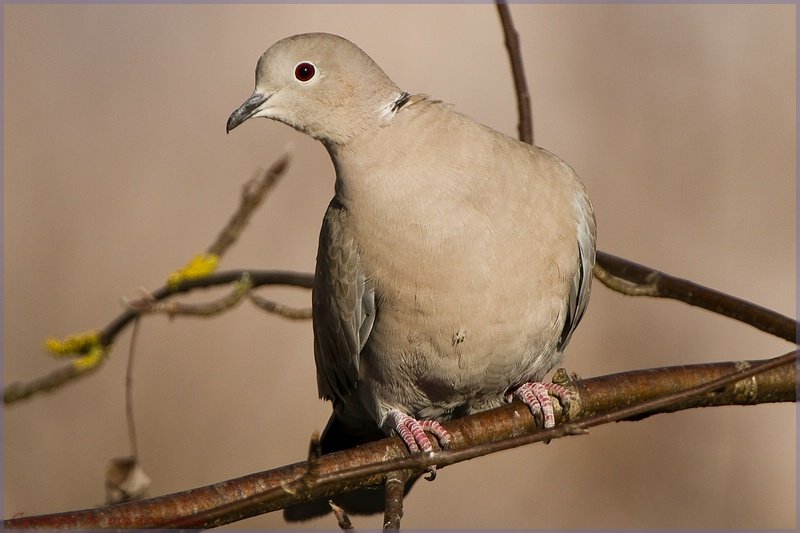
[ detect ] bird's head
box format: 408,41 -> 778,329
226,33 -> 402,145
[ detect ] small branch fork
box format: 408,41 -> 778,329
1,268 -> 314,405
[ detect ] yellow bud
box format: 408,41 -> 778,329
167,253 -> 219,288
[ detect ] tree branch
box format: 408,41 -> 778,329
594,251 -> 797,342
2,270 -> 313,404
6,352 -> 794,529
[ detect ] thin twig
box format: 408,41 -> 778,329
383,470 -> 408,531
125,317 -> 141,459
207,152 -> 290,257
328,501 -> 353,530
249,292 -> 312,319
127,273 -> 253,317
3,365 -> 85,405
104,270 -> 312,345
6,352 -> 794,529
496,0 -> 533,144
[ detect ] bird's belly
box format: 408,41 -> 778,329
357,282 -> 565,423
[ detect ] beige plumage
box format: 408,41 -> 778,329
227,32 -> 596,516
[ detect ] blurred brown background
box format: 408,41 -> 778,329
3,4 -> 795,529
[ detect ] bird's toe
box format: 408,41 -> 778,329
511,381 -> 572,428
386,409 -> 452,454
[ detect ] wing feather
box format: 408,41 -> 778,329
312,199 -> 375,402
558,192 -> 597,351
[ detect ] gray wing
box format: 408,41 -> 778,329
558,193 -> 597,351
312,199 -> 376,403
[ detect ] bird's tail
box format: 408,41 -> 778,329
283,412 -> 416,521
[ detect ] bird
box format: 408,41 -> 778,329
227,32 -> 596,518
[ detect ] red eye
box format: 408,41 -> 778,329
294,62 -> 316,82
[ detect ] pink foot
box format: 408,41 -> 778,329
508,381 -> 571,428
385,409 -> 452,453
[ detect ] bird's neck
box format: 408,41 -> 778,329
316,90 -> 410,148
326,95 -> 467,207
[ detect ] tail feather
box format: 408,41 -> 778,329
283,413 -> 416,521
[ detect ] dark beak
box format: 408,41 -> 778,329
226,91 -> 269,133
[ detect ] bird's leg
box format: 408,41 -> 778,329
507,381 -> 571,428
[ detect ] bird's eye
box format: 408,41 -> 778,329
294,62 -> 316,82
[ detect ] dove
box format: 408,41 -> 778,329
227,32 -> 596,517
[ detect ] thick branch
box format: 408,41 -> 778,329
6,353 -> 794,529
